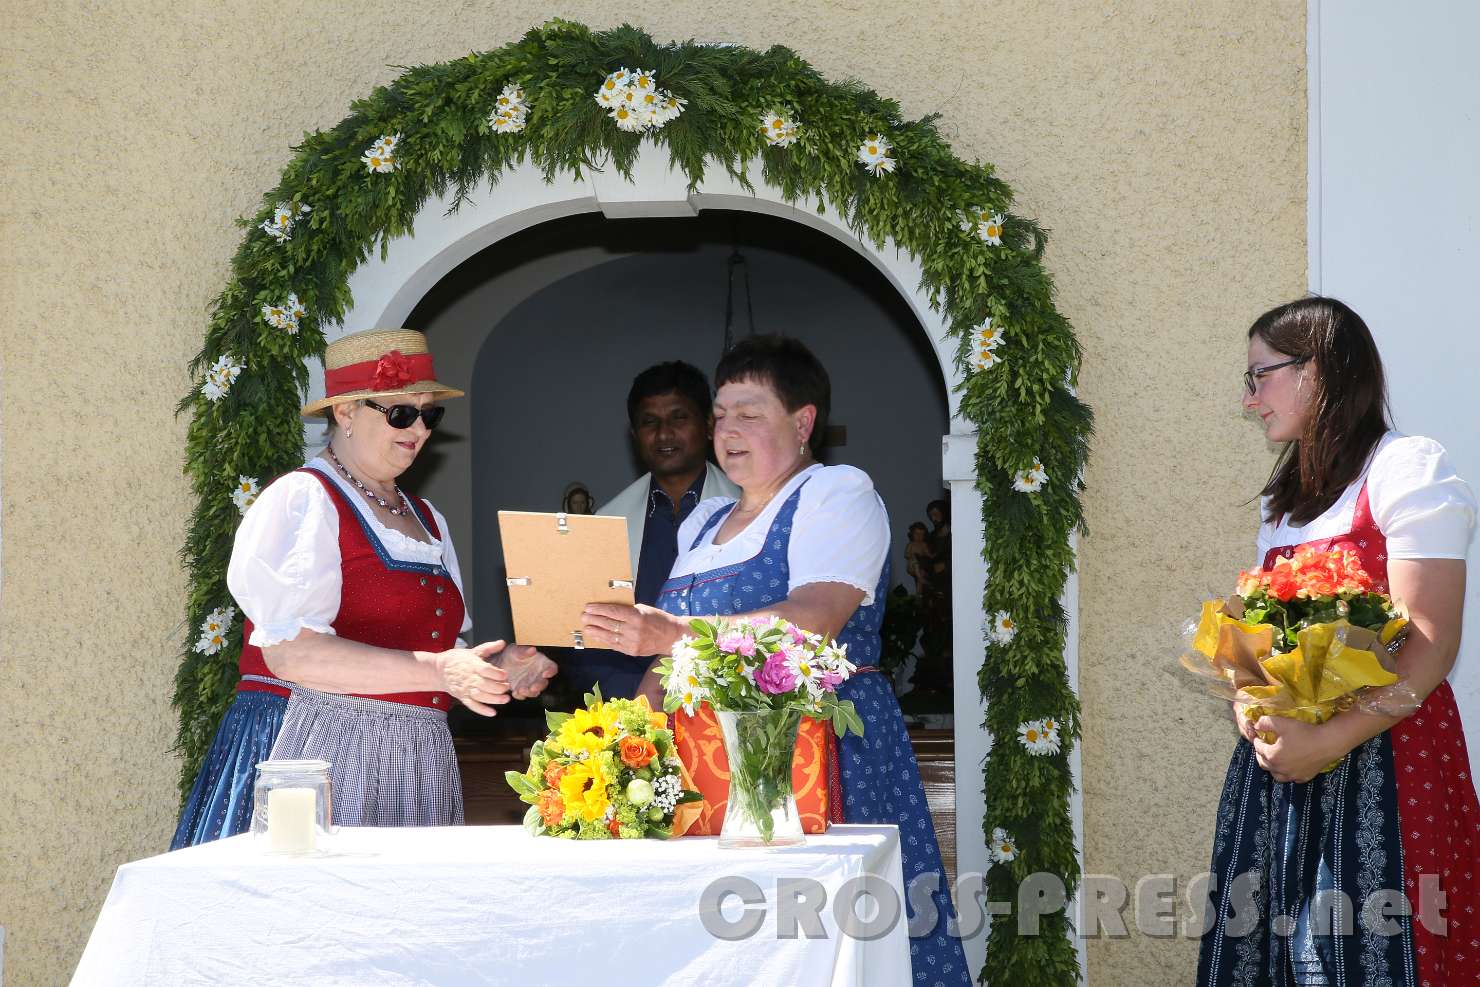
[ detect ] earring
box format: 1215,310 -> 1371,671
799,442 -> 807,457
345,425 -> 353,438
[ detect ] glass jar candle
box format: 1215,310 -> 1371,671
252,759 -> 333,854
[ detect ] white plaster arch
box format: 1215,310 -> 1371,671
314,144 -> 1083,976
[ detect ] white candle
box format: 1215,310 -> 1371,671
267,787 -> 317,853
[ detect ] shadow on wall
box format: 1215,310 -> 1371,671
403,209 -> 950,668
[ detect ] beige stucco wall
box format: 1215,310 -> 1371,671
0,2 -> 1305,983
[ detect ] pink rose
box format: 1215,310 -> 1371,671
819,670 -> 844,692
717,632 -> 745,654
735,636 -> 756,658
786,625 -> 807,646
753,654 -> 799,695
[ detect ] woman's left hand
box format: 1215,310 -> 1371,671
1251,716 -> 1349,784
581,603 -> 683,657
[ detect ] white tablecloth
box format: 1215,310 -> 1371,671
72,825 -> 910,986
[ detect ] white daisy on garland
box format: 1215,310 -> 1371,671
989,610 -> 1017,645
594,68 -> 684,133
856,134 -> 895,176
362,133 -> 401,173
490,83 -> 529,134
1017,717 -> 1062,756
192,605 -> 236,655
971,317 -> 1005,370
261,293 -> 305,334
231,475 -> 260,516
759,109 -> 801,147
261,201 -> 311,243
989,826 -> 1018,864
960,206 -> 1005,246
200,353 -> 243,403
1012,459 -> 1048,493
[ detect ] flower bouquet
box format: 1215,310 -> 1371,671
1180,546 -> 1420,769
657,616 -> 865,848
505,689 -> 702,839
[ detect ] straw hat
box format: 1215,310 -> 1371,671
301,328 -> 464,417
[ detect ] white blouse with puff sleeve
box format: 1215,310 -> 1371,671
1256,432 -> 1477,564
671,463 -> 891,606
227,459 -> 473,648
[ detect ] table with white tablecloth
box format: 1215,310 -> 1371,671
72,824 -> 911,986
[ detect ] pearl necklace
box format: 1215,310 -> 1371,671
327,447 -> 412,517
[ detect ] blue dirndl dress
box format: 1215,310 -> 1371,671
169,675 -> 290,850
657,481 -> 972,986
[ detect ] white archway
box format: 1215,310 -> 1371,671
312,145 -> 1083,974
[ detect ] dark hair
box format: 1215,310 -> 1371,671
713,335 -> 830,455
927,499 -> 950,523
626,361 -> 713,425
1249,297 -> 1392,525
908,522 -> 928,537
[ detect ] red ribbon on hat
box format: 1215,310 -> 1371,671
324,349 -> 436,397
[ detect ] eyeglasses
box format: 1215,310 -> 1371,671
364,399 -> 446,430
1243,357 -> 1307,396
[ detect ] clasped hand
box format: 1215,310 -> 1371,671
438,641 -> 557,716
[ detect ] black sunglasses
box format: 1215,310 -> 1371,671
364,399 -> 445,430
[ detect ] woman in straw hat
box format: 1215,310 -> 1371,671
171,329 -> 556,847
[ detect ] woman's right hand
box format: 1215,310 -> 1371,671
436,641 -> 515,716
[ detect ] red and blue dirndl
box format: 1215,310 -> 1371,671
1199,482 -> 1480,986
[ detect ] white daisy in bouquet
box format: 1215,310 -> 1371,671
657,615 -> 865,734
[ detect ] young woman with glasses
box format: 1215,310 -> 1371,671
1199,297 -> 1479,985
171,329 -> 556,847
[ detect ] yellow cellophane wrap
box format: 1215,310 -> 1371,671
1184,600 -> 1410,772
674,704 -> 832,835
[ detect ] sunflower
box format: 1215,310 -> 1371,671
553,703 -> 621,756
558,756 -> 614,823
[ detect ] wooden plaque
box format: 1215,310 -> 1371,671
497,511 -> 634,649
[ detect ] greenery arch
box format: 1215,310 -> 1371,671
176,19 -> 1091,984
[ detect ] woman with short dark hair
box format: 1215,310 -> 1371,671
1199,297 -> 1479,985
583,334 -> 971,985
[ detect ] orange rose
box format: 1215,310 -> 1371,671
1268,565 -> 1299,602
619,735 -> 658,769
544,761 -> 567,788
537,789 -> 565,827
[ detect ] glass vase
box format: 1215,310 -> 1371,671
715,709 -> 805,848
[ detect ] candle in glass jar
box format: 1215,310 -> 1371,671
267,787 -> 317,853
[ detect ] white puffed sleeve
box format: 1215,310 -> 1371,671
427,500 -> 475,647
1368,435 -> 1477,560
787,466 -> 890,606
227,472 -> 343,647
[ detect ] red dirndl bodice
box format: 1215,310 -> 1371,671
236,466 -> 465,710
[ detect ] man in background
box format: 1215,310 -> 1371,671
561,361 -> 738,699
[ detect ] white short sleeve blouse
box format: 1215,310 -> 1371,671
226,459 -> 474,648
1255,432 -> 1476,565
671,464 -> 891,606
